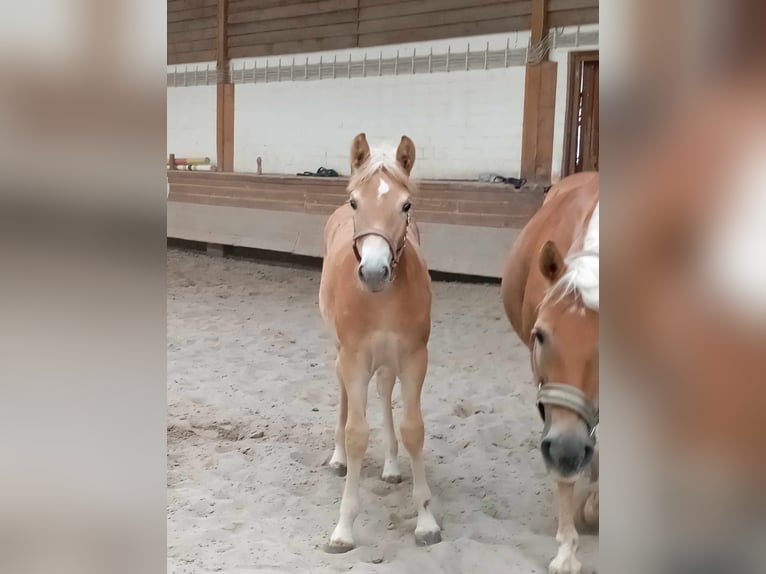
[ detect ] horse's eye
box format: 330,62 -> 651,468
533,328 -> 546,345
402,201 -> 412,213
349,198 -> 358,210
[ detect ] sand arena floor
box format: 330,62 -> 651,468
167,248 -> 597,573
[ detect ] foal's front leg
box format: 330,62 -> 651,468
399,346 -> 441,546
549,480 -> 581,574
326,351 -> 370,552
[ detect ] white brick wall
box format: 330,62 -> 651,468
165,27 -> 598,181
234,66 -> 525,179
167,85 -> 217,162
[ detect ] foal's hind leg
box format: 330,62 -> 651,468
328,357 -> 348,476
399,346 -> 441,546
377,367 -> 401,483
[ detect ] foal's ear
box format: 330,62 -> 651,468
350,133 -> 371,173
396,135 -> 416,175
539,240 -> 565,282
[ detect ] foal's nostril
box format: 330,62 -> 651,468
358,265 -> 365,281
583,443 -> 595,465
382,265 -> 390,279
540,437 -> 553,463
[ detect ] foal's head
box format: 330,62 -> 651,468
347,133 -> 416,292
532,240 -> 599,478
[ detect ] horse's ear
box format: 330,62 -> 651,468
539,240 -> 565,282
350,133 -> 370,173
396,135 -> 416,175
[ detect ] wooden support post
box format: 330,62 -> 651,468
216,0 -> 234,172
520,0 -> 557,184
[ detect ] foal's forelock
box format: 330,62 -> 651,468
347,147 -> 416,196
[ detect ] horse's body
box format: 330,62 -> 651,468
501,172 -> 599,574
318,134 -> 441,552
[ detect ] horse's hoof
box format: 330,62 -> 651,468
548,554 -> 582,574
329,462 -> 347,477
324,540 -> 354,554
381,473 -> 402,484
415,529 -> 442,546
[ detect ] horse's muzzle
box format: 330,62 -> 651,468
541,430 -> 595,477
358,262 -> 391,292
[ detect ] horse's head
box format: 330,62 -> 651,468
347,133 -> 416,292
532,240 -> 599,478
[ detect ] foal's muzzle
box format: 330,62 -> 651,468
357,261 -> 390,291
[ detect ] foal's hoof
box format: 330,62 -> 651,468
328,462 -> 347,477
415,529 -> 442,546
381,472 -> 402,484
324,540 -> 354,554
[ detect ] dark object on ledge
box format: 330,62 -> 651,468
297,167 -> 339,177
478,172 -> 526,189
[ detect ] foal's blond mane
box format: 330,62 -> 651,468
347,145 -> 417,195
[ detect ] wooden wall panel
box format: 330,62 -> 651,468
227,0 -> 358,24
358,3 -> 530,34
167,172 -> 544,229
168,0 -> 217,12
358,0 -> 528,20
228,9 -> 358,36
228,35 -> 357,58
548,8 -> 598,26
169,50 -> 217,65
359,17 -> 530,47
228,22 -> 357,47
168,0 -> 597,67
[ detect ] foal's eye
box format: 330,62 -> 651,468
349,198 -> 358,210
533,328 -> 546,345
402,201 -> 412,213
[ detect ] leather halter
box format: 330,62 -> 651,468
352,211 -> 410,281
531,334 -> 599,437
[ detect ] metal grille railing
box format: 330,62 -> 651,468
167,28 -> 598,87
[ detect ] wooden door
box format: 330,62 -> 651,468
563,51 -> 599,176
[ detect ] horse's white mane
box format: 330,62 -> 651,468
550,201 -> 599,311
347,144 -> 415,194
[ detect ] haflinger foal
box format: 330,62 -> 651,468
318,133 -> 441,552
501,173 -> 599,574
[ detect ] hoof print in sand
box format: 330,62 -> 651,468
415,530 -> 442,546
328,463 -> 347,477
324,541 -> 354,554
381,473 -> 403,484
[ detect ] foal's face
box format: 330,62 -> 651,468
349,172 -> 412,292
533,296 -> 599,478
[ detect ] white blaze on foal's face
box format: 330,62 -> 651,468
360,235 -> 392,273
377,178 -> 390,200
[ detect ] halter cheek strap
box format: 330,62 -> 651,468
531,334 -> 599,437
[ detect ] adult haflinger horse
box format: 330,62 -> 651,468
501,172 -> 599,573
318,133 -> 441,552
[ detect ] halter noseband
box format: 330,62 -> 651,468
536,383 -> 598,437
352,212 -> 410,281
531,334 -> 599,437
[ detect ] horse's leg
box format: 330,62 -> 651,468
549,479 -> 581,574
399,346 -> 441,546
326,350 -> 370,552
581,449 -> 599,528
376,367 -> 401,483
328,356 -> 348,476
